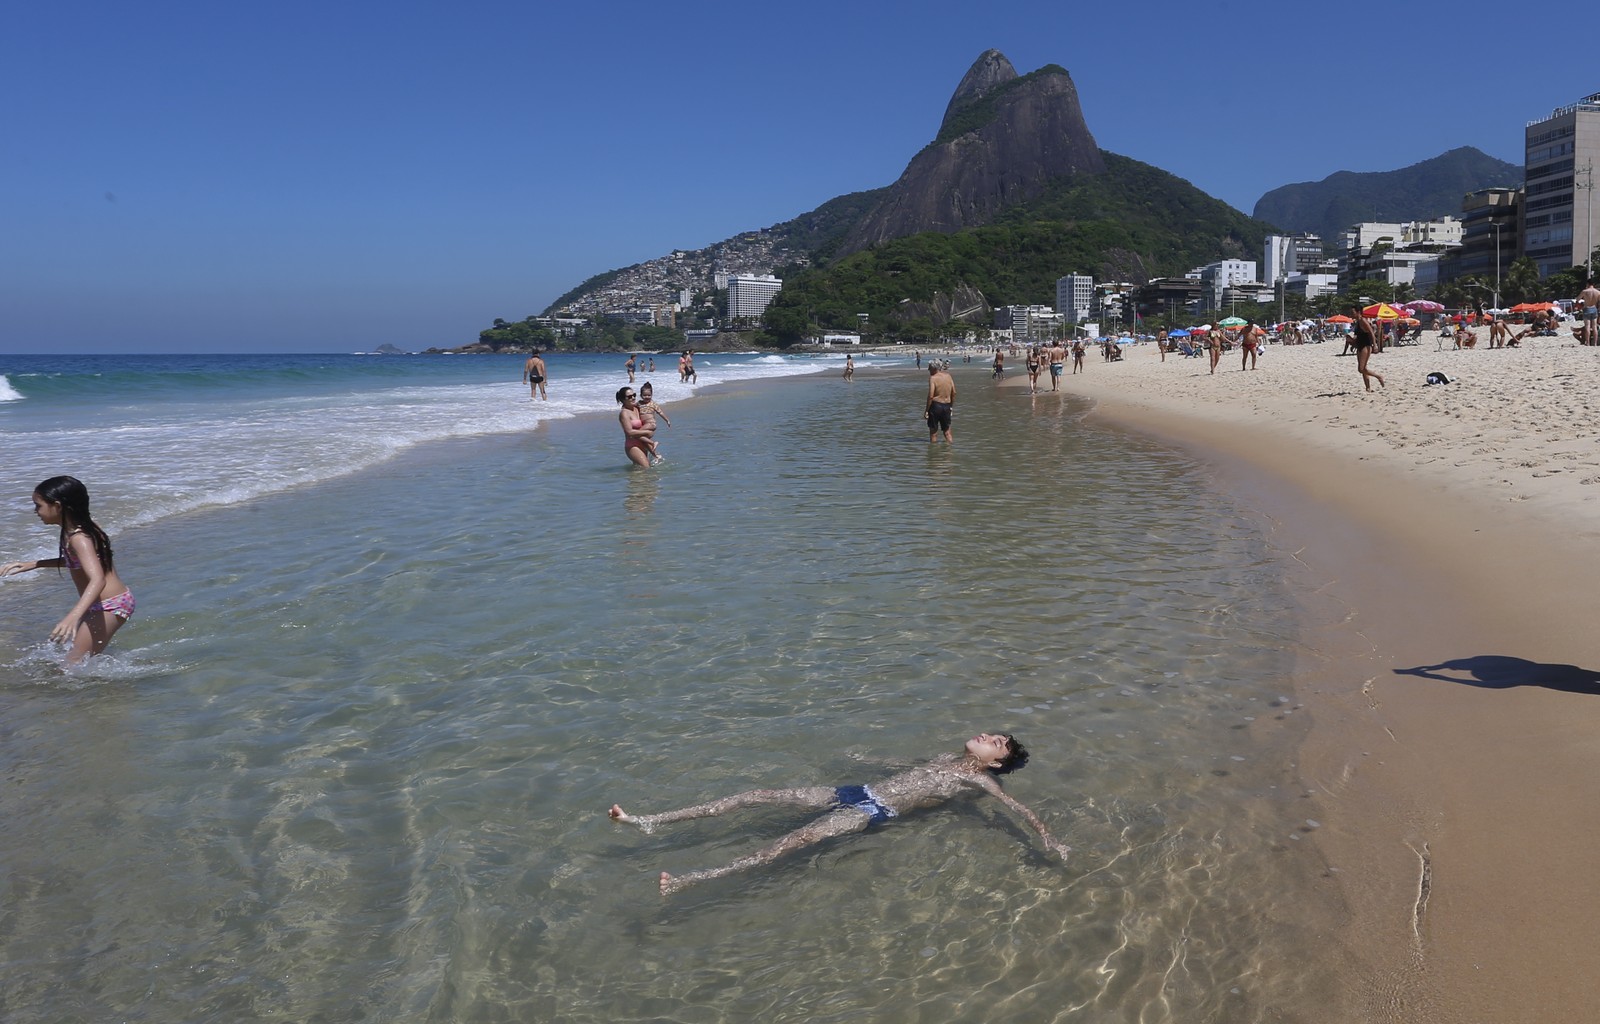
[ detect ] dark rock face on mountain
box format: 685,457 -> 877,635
938,48 -> 1017,131
1252,147 -> 1522,241
839,51 -> 1106,255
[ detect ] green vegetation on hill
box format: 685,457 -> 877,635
765,187 -> 891,265
762,152 -> 1270,343
544,266 -> 633,317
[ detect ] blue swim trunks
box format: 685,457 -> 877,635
833,784 -> 896,825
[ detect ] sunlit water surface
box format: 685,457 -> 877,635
0,365 -> 1346,1022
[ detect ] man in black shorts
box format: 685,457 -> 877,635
925,360 -> 956,444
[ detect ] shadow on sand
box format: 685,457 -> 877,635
1395,656 -> 1600,696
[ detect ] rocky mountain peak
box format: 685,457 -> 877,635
939,49 -> 1018,135
839,55 -> 1104,255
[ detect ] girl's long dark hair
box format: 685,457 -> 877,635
36,476 -> 114,571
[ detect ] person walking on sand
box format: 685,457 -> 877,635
1349,305 -> 1385,392
624,354 -> 637,383
2,476 -> 135,665
608,732 -> 1067,895
1241,322 -> 1263,370
1206,327 -> 1223,374
926,360 -> 955,443
1578,279 -> 1600,345
1156,328 -> 1168,363
523,350 -> 547,400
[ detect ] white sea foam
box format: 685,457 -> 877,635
0,375 -> 22,402
0,353 -> 838,555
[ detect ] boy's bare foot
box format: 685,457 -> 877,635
660,871 -> 681,896
608,804 -> 633,823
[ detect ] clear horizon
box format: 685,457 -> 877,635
2,0 -> 1577,355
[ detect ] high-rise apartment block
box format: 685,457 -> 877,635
726,274 -> 783,321
1525,93 -> 1600,278
1055,274 -> 1093,322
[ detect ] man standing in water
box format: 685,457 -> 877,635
523,349 -> 547,401
926,360 -> 955,444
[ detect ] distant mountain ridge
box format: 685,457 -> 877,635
1252,147 -> 1522,241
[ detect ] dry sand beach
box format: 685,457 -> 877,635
1009,338 -> 1600,1020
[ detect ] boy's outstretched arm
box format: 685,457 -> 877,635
972,774 -> 1070,859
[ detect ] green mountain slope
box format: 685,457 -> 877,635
762,152 -> 1269,343
1252,146 -> 1521,241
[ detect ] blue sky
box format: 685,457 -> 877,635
3,0 -> 1588,353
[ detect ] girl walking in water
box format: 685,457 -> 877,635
1,476 -> 135,664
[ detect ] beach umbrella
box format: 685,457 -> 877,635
1218,316 -> 1247,327
1169,328 -> 1190,337
1361,302 -> 1403,320
1326,314 -> 1354,324
1406,299 -> 1444,312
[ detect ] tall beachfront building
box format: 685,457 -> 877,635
1525,93 -> 1600,278
1055,274 -> 1093,322
1263,234 -> 1325,284
726,274 -> 783,321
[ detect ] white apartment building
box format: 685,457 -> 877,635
1525,92 -> 1600,277
726,274 -> 783,321
1055,274 -> 1093,321
994,304 -> 1062,340
1198,259 -> 1257,310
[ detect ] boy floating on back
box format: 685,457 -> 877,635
609,732 -> 1068,894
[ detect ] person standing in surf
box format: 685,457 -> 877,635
524,350 -> 547,401
926,360 -> 956,443
1,476 -> 135,665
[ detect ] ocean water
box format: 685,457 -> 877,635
0,354 -> 1346,1022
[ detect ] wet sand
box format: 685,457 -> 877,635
1005,339 -> 1600,1021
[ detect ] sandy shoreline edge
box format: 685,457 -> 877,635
993,342 -> 1600,1020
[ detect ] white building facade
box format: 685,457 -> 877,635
1525,93 -> 1600,278
726,274 -> 783,321
1055,274 -> 1094,322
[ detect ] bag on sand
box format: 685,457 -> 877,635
1423,372 -> 1453,386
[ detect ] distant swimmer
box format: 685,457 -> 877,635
609,732 -> 1067,895
524,349 -> 547,400
926,360 -> 956,443
1,476 -> 135,665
